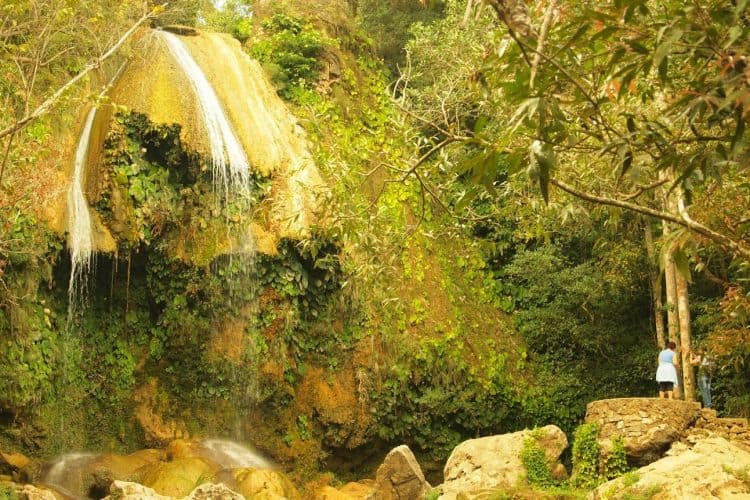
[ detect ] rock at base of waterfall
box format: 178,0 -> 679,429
312,480 -> 375,499
185,483 -> 244,500
439,425 -> 568,499
589,436 -> 750,499
105,480 -> 172,499
233,468 -> 303,500
366,445 -> 431,500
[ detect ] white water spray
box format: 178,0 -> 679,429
158,30 -> 251,199
66,108 -> 97,311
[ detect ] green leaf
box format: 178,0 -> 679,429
529,141 -> 554,204
508,98 -> 540,133
653,28 -> 683,68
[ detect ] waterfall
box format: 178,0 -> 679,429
158,30 -> 251,199
66,108 -> 97,312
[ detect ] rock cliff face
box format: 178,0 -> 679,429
100,28 -> 324,252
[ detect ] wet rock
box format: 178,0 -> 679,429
141,457 -> 220,497
440,425 -> 568,499
367,445 -> 431,500
590,436 -> 750,499
233,468 -> 302,500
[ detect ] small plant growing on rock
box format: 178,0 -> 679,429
521,434 -> 557,488
603,436 -> 630,479
571,422 -> 602,488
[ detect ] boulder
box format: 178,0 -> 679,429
233,468 -> 302,500
585,398 -> 700,465
141,457 -> 219,497
105,480 -> 171,499
589,436 -> 750,499
366,445 -> 431,500
440,425 -> 568,499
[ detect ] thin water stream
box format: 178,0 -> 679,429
66,107 -> 97,315
158,30 -> 251,200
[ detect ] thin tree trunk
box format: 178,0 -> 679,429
662,226 -> 682,399
675,266 -> 695,401
644,222 -> 665,348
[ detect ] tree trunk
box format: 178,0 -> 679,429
675,267 -> 695,401
644,222 -> 665,348
662,225 -> 683,399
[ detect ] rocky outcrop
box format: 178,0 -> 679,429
590,436 -> 750,499
439,425 -> 567,499
585,398 -> 700,465
692,408 -> 750,445
367,445 -> 431,500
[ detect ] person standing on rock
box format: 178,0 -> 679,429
656,341 -> 680,399
690,347 -> 714,408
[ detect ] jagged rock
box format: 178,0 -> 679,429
185,483 -> 244,500
105,480 -> 172,499
440,425 -> 568,499
589,436 -> 750,499
366,445 -> 431,500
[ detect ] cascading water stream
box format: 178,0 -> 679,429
158,30 -> 251,200
66,107 -> 97,315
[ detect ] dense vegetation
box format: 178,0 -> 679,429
0,0 -> 748,490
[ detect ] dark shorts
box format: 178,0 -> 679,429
658,381 -> 674,392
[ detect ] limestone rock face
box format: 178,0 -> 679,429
589,436 -> 750,499
440,425 -> 568,499
367,445 -> 431,500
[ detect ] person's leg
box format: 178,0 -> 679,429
666,390 -> 674,399
704,376 -> 712,408
698,375 -> 710,408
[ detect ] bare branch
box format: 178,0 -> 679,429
0,5 -> 161,141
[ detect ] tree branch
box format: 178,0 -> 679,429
550,178 -> 750,260
0,5 -> 160,141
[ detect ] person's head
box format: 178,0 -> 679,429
667,341 -> 676,350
